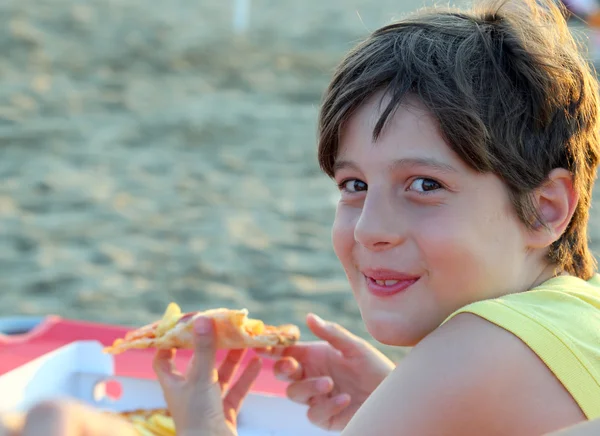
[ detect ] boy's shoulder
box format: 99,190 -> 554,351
435,274 -> 600,419
346,313 -> 585,436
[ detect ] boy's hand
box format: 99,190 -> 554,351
0,400 -> 138,436
257,313 -> 395,431
153,316 -> 262,436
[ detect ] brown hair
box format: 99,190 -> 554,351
318,0 -> 600,279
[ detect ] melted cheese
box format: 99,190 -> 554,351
244,319 -> 265,336
155,302 -> 183,337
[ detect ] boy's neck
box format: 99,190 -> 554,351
529,265 -> 568,290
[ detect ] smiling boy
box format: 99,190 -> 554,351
113,0 -> 600,434
8,0 -> 600,435
312,0 -> 600,433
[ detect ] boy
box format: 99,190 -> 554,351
5,0 -> 600,434
156,0 -> 600,433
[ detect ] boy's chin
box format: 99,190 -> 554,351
362,314 -> 423,347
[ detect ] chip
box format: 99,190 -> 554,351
113,408 -> 176,436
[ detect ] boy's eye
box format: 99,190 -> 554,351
339,179 -> 368,193
408,178 -> 442,192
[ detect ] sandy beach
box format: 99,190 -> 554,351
1,0 -> 599,362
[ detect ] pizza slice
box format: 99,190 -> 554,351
103,302 -> 300,354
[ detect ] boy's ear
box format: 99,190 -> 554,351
526,168 -> 578,249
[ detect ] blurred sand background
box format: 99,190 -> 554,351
1,0 -> 598,362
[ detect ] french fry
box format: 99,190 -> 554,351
147,414 -> 176,436
115,409 -> 176,436
131,420 -> 157,436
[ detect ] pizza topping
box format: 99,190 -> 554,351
155,303 -> 183,337
177,312 -> 195,323
244,318 -> 265,336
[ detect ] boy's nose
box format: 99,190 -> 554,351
354,194 -> 406,251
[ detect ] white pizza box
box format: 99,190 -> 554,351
0,340 -> 338,436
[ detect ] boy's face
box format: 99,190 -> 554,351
332,93 -> 545,346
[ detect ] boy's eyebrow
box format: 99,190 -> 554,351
332,157 -> 458,174
390,158 -> 458,174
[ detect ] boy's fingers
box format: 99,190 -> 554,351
152,349 -> 181,385
257,342 -> 320,363
224,407 -> 237,429
306,313 -> 364,359
218,349 -> 246,391
273,356 -> 304,382
187,317 -> 218,384
254,346 -> 295,359
224,357 -> 263,413
307,394 -> 351,428
253,347 -> 274,357
286,377 -> 333,405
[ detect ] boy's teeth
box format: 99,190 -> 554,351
375,280 -> 400,286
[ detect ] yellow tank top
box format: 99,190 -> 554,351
444,274 -> 600,419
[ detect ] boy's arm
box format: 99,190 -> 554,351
342,313 -> 586,436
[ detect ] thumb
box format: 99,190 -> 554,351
306,313 -> 365,358
186,316 -> 218,383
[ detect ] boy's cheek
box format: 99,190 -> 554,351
417,230 -> 484,286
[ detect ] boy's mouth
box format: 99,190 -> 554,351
362,268 -> 420,297
372,279 -> 405,286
